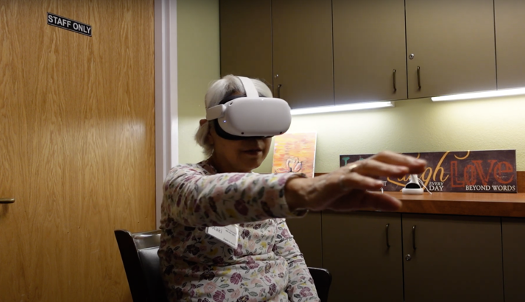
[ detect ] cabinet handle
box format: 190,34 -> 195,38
277,84 -> 282,98
417,66 -> 421,91
0,198 -> 15,204
386,223 -> 390,248
392,69 -> 397,93
412,225 -> 417,250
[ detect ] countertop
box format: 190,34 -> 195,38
314,171 -> 525,217
386,192 -> 525,217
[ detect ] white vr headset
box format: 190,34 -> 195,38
205,76 -> 292,140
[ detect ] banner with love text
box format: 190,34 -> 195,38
339,150 -> 517,193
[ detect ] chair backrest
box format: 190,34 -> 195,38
115,229 -> 332,302
114,229 -> 168,302
308,267 -> 332,302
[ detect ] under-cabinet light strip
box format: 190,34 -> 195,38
290,101 -> 394,116
431,87 -> 525,102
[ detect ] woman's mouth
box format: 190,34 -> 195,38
243,149 -> 262,155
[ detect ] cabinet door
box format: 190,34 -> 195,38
272,0 -> 333,109
495,0 -> 525,89
406,0 -> 496,98
333,0 -> 407,104
286,212 -> 323,268
403,214 -> 503,302
502,218 -> 525,302
219,0 -> 273,85
322,212 -> 403,302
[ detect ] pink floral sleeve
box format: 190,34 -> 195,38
162,161 -> 307,227
274,219 -> 320,301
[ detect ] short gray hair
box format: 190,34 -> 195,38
195,75 -> 273,157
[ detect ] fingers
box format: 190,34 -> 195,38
346,151 -> 426,178
338,170 -> 383,192
349,159 -> 409,178
371,151 -> 427,173
287,151 -> 425,213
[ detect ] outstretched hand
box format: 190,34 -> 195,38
285,151 -> 427,212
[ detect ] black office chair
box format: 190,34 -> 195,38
115,229 -> 168,302
115,229 -> 332,302
308,266 -> 332,302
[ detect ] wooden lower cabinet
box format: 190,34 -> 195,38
502,217 -> 525,302
402,214 -> 504,302
322,212 -> 403,302
291,212 -> 507,302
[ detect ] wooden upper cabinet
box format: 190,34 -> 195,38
272,0 -> 334,109
402,214 -> 504,302
219,0 -> 273,86
406,0 -> 496,99
495,0 -> 525,89
333,0 -> 407,104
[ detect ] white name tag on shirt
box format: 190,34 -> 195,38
205,225 -> 239,248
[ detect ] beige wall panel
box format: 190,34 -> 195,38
0,0 -> 155,301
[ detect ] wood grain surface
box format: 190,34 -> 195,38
390,192 -> 525,217
0,1 -> 155,301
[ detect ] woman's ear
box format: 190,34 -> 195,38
200,119 -> 214,146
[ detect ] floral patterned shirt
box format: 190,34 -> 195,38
159,160 -> 319,302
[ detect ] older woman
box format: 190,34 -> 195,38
159,75 -> 426,302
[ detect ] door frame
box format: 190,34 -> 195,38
155,0 -> 178,228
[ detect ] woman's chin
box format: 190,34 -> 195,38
237,156 -> 265,171
243,150 -> 263,157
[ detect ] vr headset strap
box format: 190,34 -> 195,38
206,104 -> 225,120
238,76 -> 259,98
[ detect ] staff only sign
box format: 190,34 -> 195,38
47,13 -> 92,37
340,150 -> 517,193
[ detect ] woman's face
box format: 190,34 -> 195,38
208,125 -> 272,173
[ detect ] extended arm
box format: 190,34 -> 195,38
163,163 -> 307,227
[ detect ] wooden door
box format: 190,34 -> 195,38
322,212 -> 403,302
272,0 -> 333,109
0,1 -> 155,301
333,0 -> 407,104
406,0 -> 496,98
402,214 -> 504,302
